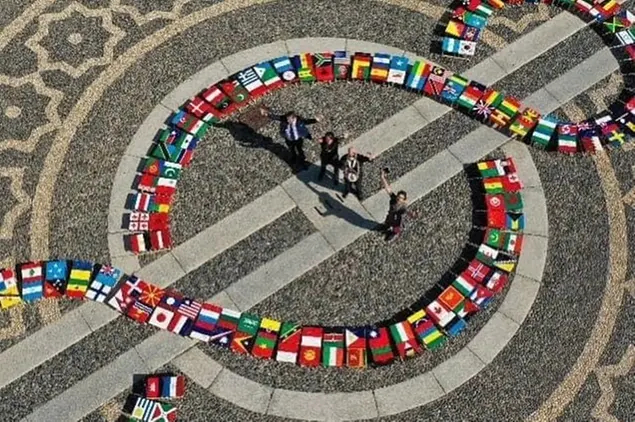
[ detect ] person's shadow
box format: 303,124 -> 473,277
217,119 -> 378,230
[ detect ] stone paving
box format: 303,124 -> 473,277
0,0 -> 634,421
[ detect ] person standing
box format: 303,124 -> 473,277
339,147 -> 375,199
317,132 -> 348,185
260,107 -> 321,171
377,168 -> 410,242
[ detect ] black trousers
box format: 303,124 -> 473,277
343,180 -> 362,198
285,138 -> 306,166
318,153 -> 339,181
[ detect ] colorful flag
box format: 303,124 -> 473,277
322,329 -> 345,367
253,62 -> 284,90
65,260 -> 93,299
291,53 -> 317,82
458,40 -> 477,56
251,317 -> 281,360
125,232 -> 149,254
477,158 -> 516,178
407,310 -> 446,350
368,327 -> 394,365
157,128 -> 199,151
405,60 -> 430,91
483,177 -> 504,194
127,299 -> 154,324
424,66 -> 450,97
0,268 -> 21,309
160,375 -> 185,398
387,56 -> 409,85
470,284 -> 494,307
351,53 -> 372,80
299,326 -> 323,367
231,313 -> 261,354
532,117 -> 558,148
333,51 -> 351,79
557,123 -> 579,154
126,212 -> 169,232
389,320 -> 421,359
440,74 -> 469,104
275,321 -> 301,363
85,264 -> 123,302
344,327 -> 367,368
131,396 -> 156,421
503,192 -> 523,212
106,275 -> 147,313
201,85 -> 231,112
189,302 -> 222,342
218,79 -> 250,105
457,81 -> 485,111
167,296 -> 202,336
485,194 -> 505,213
484,270 -> 509,293
271,56 -> 297,82
185,97 -> 222,123
210,307 -> 241,348
142,158 -> 181,180
43,260 -> 68,297
313,53 -> 335,82
137,174 -> 177,196
445,19 -> 465,37
505,212 -> 525,232
426,300 -> 455,328
370,53 -> 391,83
18,261 -> 44,303
149,229 -> 172,251
236,68 -> 268,96
616,28 -> 635,45
452,274 -> 477,297
466,259 -> 492,283
149,401 -> 177,422
149,143 -> 193,167
170,110 -> 209,138
476,243 -> 499,265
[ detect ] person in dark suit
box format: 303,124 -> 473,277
339,147 -> 375,199
317,131 -> 348,185
260,107 -> 322,171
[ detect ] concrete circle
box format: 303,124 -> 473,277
4,106 -> 22,119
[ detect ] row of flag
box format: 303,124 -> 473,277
0,158 -> 525,369
119,375 -> 184,421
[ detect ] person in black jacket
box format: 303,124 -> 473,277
260,107 -> 322,171
317,131 -> 348,185
376,168 -> 412,242
339,147 -> 375,199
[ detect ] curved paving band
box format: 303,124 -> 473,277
0,157 -> 525,369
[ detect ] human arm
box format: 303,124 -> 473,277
301,114 -> 324,125
381,169 -> 393,195
259,106 -> 283,121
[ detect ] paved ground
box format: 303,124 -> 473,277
0,0 -> 634,421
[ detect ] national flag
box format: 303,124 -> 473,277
446,20 -> 466,38
160,375 -> 185,399
470,284 -> 494,307
473,99 -> 494,121
484,227 -> 504,249
130,212 -> 169,232
457,81 -> 486,111
344,327 -> 367,368
575,0 -> 593,12
125,232 -> 149,254
231,313 -> 260,354
424,65 -> 450,97
253,62 -> 284,89
18,261 -> 44,303
616,28 -> 635,45
185,97 -> 222,123
275,321 -> 301,363
488,209 -> 506,229
0,268 -> 21,309
461,25 -> 481,42
506,212 -> 525,231
106,275 -> 146,313
467,259 -> 492,283
333,51 -> 351,79
271,56 -> 297,82
477,158 -> 516,178
453,7 -> 487,29
426,300 -> 455,328
387,56 -> 409,85
468,0 -> 494,17
298,326 -> 323,367
483,89 -> 503,108
483,269 -> 509,293
485,194 -> 505,213
617,9 -> 635,28
405,60 -> 430,91
43,260 -> 68,297
504,232 -> 524,256
126,299 -> 154,324
149,142 -> 193,167
291,53 -> 316,82
483,177 -> 504,194
313,53 -> 335,82
85,265 -> 124,302
408,309 -> 446,350
557,123 -> 579,154
617,113 -> 635,135
476,243 -> 499,265
168,296 -> 202,336
218,79 -> 250,106
368,327 -> 394,365
532,117 -> 558,148
503,192 -> 523,212
137,175 -> 177,196
201,85 -> 231,112
189,302 -> 222,342
142,158 -> 181,180
236,68 -> 268,96
251,317 -> 281,360
64,260 -> 93,299
510,115 -> 537,139
486,173 -> 523,192
351,53 -> 372,80
210,307 -> 241,347
604,15 -> 625,33
170,110 -> 209,138
494,256 -> 518,273
157,128 -> 199,151
581,135 -> 604,153
452,274 -> 477,297
149,229 -> 172,251
145,376 -> 161,399
389,320 -> 421,359
148,300 -> 175,331
440,74 -> 469,104
130,396 -> 156,421
149,401 -> 177,422
322,329 -> 345,367
370,53 -> 391,83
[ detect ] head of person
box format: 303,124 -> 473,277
396,190 -> 407,204
324,131 -> 335,142
285,112 -> 297,124
348,147 -> 357,159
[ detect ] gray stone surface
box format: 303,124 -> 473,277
447,127 -> 510,164
209,369 -> 273,414
374,373 -> 444,417
522,186 -> 549,237
497,274 -> 541,325
285,37 -> 347,55
173,347 -> 223,389
516,234 -> 548,283
432,347 -> 485,393
466,311 -> 519,364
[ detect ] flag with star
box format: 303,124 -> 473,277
141,158 -> 181,180
387,55 -> 408,85
299,326 -> 323,367
407,309 -> 446,350
251,317 -> 281,360
85,264 -> 124,302
231,313 -> 261,355
0,268 -> 21,309
368,326 -> 394,366
275,321 -> 301,364
44,260 -> 69,297
344,327 -> 367,368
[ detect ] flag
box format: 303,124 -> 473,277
387,56 -> 408,85
136,283 -> 165,308
389,320 -> 421,359
149,401 -> 177,422
275,321 -> 301,363
333,51 -> 351,79
477,158 -> 516,178
464,10 -> 488,29
509,116 -> 535,139
557,123 -> 579,154
452,274 -> 477,297
210,307 -> 241,348
160,375 -> 185,398
370,53 -> 391,83
426,300 -> 455,328
483,89 -> 503,108
459,40 -> 477,56
506,212 -> 525,231
127,212 -> 169,232
485,194 -> 505,213
473,99 -> 494,121
488,209 -> 506,229
149,229 -> 172,251
616,28 -> 635,45
170,110 -> 209,138
18,261 -> 44,303
168,296 -> 202,336
253,62 -> 284,90
142,158 -> 181,180
494,257 -> 517,273
408,309 -> 446,350
618,9 -> 635,27
148,299 -> 176,330
405,60 -> 430,91
157,127 -> 199,151
145,376 -> 161,399
189,302 -> 222,342
603,15 -> 625,32
466,259 -> 492,283
299,326 -> 323,367
236,68 -> 268,96
44,260 -> 68,297
201,85 -> 231,112
485,228 -> 504,249
351,53 -> 372,80
137,175 -> 177,196
503,192 -> 523,212
440,74 -> 469,105
484,270 -> 509,293
476,243 -> 499,265
125,232 -> 149,254
126,299 -> 154,324
344,327 -> 367,368
231,313 -> 261,354
368,327 -> 394,365
313,53 -> 335,82
483,177 -> 504,194
149,143 -> 193,167
106,275 -> 146,313
291,53 -> 316,82
457,81 -> 486,111
219,79 -> 250,106
65,260 -> 93,299
131,396 -> 156,421
532,117 -> 558,148
271,56 -> 297,82
322,329 -> 345,367
485,174 -> 523,193
424,66 -> 450,97
185,97 -> 222,123
575,0 -> 593,12
470,284 -> 494,307
251,317 -> 281,360
85,264 -> 123,302
461,25 -> 481,42
445,19 -> 465,38
581,135 -> 604,153
0,268 -> 21,309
